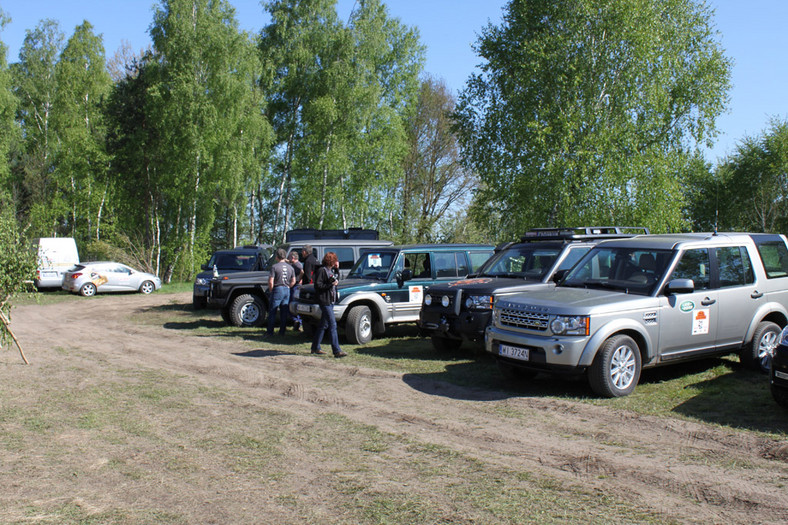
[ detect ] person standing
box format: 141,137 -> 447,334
287,250 -> 304,331
267,248 -> 295,336
311,252 -> 347,357
301,245 -> 318,285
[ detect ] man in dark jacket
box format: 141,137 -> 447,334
301,245 -> 318,284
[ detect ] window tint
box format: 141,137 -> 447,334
672,249 -> 710,289
325,246 -> 356,270
434,252 -> 460,278
717,246 -> 754,288
756,242 -> 788,278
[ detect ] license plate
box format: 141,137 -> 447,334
296,304 -> 311,313
499,343 -> 529,361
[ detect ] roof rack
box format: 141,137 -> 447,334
285,228 -> 380,242
520,226 -> 649,242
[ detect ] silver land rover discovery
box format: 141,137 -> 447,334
485,233 -> 788,397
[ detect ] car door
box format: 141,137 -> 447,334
659,248 -> 719,360
390,251 -> 432,321
714,245 -> 763,350
111,264 -> 135,291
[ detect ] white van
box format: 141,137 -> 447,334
33,237 -> 80,289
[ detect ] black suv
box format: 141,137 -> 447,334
418,227 -> 649,351
193,245 -> 271,309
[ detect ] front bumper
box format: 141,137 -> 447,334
419,308 -> 491,342
485,325 -> 591,371
772,345 -> 788,388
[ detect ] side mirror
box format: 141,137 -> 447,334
396,269 -> 413,287
552,269 -> 569,283
201,264 -> 210,271
665,278 -> 695,295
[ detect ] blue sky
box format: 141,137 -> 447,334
1,0 -> 786,164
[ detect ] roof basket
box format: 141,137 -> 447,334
520,226 -> 650,242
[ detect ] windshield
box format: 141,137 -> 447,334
347,251 -> 399,280
478,243 -> 564,280
208,252 -> 258,271
562,247 -> 674,295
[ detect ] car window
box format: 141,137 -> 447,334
557,246 -> 591,271
434,252 -> 460,278
755,242 -> 788,278
402,252 -> 431,278
348,251 -> 398,279
671,249 -> 710,289
468,251 -> 492,273
323,246 -> 356,270
717,246 -> 754,288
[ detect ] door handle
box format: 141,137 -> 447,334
701,298 -> 716,306
751,291 -> 764,299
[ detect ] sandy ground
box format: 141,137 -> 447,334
2,292 -> 788,524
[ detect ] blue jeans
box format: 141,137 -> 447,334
312,304 -> 342,355
289,285 -> 301,325
267,286 -> 289,335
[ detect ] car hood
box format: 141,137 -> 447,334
426,277 -> 550,295
197,268 -> 251,280
210,270 -> 267,283
496,286 -> 657,316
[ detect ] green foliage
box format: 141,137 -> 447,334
455,0 -> 732,239
260,0 -> 424,241
689,119 -> 788,233
0,208 -> 36,345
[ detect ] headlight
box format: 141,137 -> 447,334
550,315 -> 589,336
441,295 -> 450,307
464,295 -> 493,310
424,294 -> 432,306
779,325 -> 788,346
195,277 -> 208,286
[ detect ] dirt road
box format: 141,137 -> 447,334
2,292 -> 787,523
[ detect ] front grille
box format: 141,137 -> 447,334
500,309 -> 549,331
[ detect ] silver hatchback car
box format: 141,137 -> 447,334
62,262 -> 162,297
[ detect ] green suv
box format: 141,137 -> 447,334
291,244 -> 494,344
485,233 -> 788,397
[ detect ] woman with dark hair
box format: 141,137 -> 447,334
311,251 -> 347,357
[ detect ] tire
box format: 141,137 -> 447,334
193,295 -> 207,310
229,294 -> 266,327
742,321 -> 780,373
346,305 -> 373,345
772,383 -> 788,410
431,336 -> 462,352
497,359 -> 538,381
139,280 -> 155,295
80,282 -> 97,297
588,334 -> 641,398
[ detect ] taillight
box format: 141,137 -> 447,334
71,272 -> 82,279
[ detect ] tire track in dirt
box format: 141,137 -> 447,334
9,293 -> 788,524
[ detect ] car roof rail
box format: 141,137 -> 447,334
520,226 -> 650,242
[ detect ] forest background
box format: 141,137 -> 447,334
0,0 -> 786,284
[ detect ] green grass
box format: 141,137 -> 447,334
148,300 -> 788,439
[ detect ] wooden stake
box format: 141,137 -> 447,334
0,296 -> 28,364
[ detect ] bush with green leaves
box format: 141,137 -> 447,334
0,209 -> 36,346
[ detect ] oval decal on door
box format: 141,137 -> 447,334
679,300 -> 695,312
